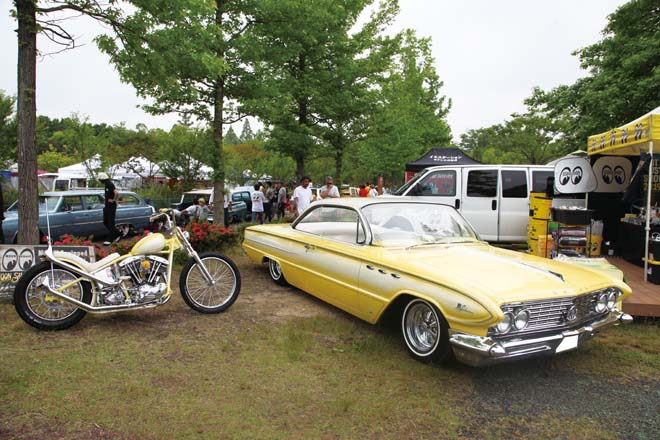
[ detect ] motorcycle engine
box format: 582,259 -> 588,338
115,255 -> 169,303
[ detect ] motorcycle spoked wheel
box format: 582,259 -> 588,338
14,262 -> 92,330
179,252 -> 241,314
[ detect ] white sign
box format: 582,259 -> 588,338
554,157 -> 597,194
592,156 -> 632,193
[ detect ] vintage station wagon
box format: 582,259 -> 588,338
2,190 -> 155,243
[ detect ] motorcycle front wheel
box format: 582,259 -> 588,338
14,262 -> 92,330
179,252 -> 241,314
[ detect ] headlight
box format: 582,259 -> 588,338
496,312 -> 513,334
606,290 -> 617,310
594,292 -> 608,313
513,309 -> 530,330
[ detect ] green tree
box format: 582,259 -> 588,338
97,0 -> 265,225
358,31 -> 451,186
224,126 -> 240,146
239,119 -> 255,143
155,125 -> 213,189
244,0 -> 379,179
0,91 -> 17,165
37,149 -> 77,172
527,0 -> 660,146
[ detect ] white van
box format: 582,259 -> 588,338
391,164 -> 554,242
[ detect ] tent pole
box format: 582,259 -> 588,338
644,140 -> 654,282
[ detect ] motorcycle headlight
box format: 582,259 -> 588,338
513,309 -> 530,330
496,312 -> 513,334
595,292 -> 608,313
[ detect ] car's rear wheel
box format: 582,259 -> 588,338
401,298 -> 451,363
116,224 -> 132,237
268,259 -> 288,286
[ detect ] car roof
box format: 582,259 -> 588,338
44,190 -> 140,197
310,197 -> 435,208
183,188 -> 213,194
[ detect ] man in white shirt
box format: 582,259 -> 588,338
293,175 -> 313,217
320,176 -> 340,199
368,184 -> 379,198
251,183 -> 265,224
183,197 -> 210,223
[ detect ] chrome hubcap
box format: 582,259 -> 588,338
269,260 -> 282,280
404,301 -> 439,354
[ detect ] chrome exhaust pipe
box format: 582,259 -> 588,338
40,278 -> 170,314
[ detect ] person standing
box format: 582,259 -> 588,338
368,184 -> 379,198
99,172 -> 120,245
223,192 -> 232,227
276,181 -> 287,220
251,183 -> 265,224
264,182 -> 274,222
293,176 -> 313,217
320,176 -> 340,199
183,197 -> 210,223
358,184 -> 368,197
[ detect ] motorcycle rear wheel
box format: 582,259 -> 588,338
179,252 -> 241,314
14,262 -> 92,330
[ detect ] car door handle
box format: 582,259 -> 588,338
455,199 -> 460,210
304,244 -> 315,250
492,200 -> 497,211
366,265 -> 375,270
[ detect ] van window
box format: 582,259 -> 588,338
532,170 -> 553,193
418,170 -> 456,196
467,170 -> 497,197
502,170 -> 527,198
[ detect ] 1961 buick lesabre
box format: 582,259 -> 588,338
242,199 -> 633,367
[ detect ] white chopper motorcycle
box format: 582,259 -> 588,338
14,210 -> 240,330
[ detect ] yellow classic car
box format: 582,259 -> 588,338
242,199 -> 633,367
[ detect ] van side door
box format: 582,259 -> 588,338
461,168 -> 499,241
498,168 -> 529,242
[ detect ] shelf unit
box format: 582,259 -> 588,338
551,208 -> 594,258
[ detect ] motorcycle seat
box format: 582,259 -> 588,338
53,251 -> 121,273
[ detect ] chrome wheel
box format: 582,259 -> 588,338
25,268 -> 84,321
269,259 -> 282,280
182,254 -> 240,312
403,299 -> 440,356
117,224 -> 131,237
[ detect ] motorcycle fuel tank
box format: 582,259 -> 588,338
131,233 -> 166,255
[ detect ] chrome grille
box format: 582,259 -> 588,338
498,290 -> 610,335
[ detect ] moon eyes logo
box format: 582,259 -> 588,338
560,167 -> 583,186
602,166 -> 626,185
2,249 -> 18,271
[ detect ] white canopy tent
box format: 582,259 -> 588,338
587,105 -> 660,281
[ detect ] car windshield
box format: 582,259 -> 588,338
361,203 -> 479,247
392,170 -> 427,195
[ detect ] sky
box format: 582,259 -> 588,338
0,0 -> 629,142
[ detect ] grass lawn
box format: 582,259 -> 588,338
1,248 -> 658,439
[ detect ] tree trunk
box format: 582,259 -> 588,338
334,131 -> 344,184
16,0 -> 39,244
295,155 -> 305,179
212,1 -> 225,226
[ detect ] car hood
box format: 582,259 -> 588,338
378,242 -> 630,305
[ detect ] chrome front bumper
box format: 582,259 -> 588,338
449,310 -> 633,367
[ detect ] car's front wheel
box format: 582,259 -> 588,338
401,298 -> 451,363
268,259 -> 288,286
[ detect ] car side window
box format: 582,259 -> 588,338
61,196 -> 83,212
118,194 -> 139,206
295,206 -> 365,245
83,195 -> 104,210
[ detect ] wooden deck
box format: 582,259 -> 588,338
606,257 -> 660,317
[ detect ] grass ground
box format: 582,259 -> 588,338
1,248 -> 658,439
